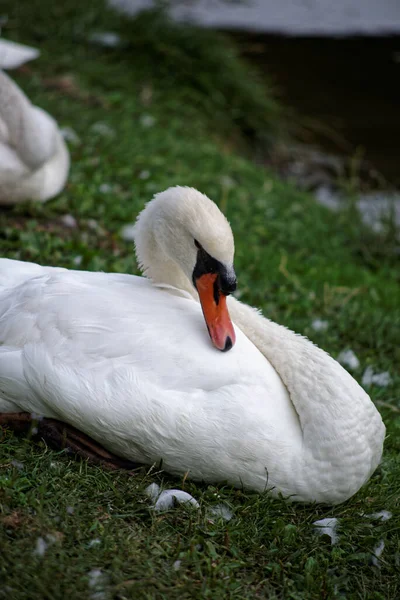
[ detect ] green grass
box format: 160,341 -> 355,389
1,1 -> 400,598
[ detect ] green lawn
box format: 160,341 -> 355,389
1,2 -> 399,598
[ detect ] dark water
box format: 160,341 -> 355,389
234,35 -> 400,186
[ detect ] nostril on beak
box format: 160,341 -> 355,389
219,268 -> 237,296
221,279 -> 237,295
226,280 -> 237,294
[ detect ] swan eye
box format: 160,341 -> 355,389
194,239 -> 201,249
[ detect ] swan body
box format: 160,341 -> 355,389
0,70 -> 69,205
0,187 -> 385,503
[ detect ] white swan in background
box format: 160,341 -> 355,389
0,187 -> 385,504
0,39 -> 39,70
0,69 -> 69,204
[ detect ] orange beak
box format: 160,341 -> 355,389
195,273 -> 236,351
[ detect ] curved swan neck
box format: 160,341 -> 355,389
0,71 -> 57,169
228,296 -> 371,420
227,296 -> 385,503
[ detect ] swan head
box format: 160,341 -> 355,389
133,186 -> 237,351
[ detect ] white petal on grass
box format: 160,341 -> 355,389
120,224 -> 136,242
172,560 -> 181,571
371,539 -> 385,567
313,518 -> 339,545
88,538 -> 101,548
362,367 -> 392,388
337,349 -> 360,370
311,319 -> 329,332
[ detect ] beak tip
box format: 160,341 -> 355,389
221,336 -> 233,352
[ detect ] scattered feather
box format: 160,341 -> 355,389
337,349 -> 360,370
371,539 -> 385,567
145,483 -> 199,511
362,367 -> 392,388
66,506 -> 74,515
140,114 -> 156,128
10,460 -> 24,470
366,510 -> 392,522
313,518 -> 339,545
154,490 -> 200,511
88,569 -> 104,587
87,219 -> 99,230
46,533 -> 59,545
73,255 -> 83,266
88,32 -> 122,48
34,537 -> 48,557
88,538 -> 101,548
207,503 -> 233,522
91,593 -> 107,600
220,175 -> 235,188
120,224 -> 136,242
61,214 -> 77,229
99,183 -> 113,194
145,483 -> 161,501
172,560 -> 181,571
311,319 -> 329,332
88,568 -> 109,600
60,127 -> 81,145
91,122 -> 115,138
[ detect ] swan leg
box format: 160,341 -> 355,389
0,412 -> 140,471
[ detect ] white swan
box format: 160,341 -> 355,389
0,186 -> 385,504
0,69 -> 69,204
